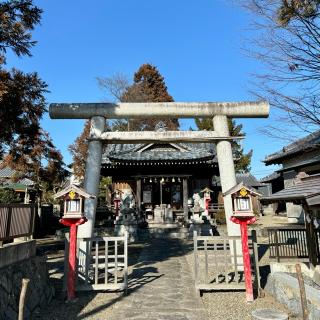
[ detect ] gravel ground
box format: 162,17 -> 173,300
202,291 -> 301,320
183,240 -> 302,320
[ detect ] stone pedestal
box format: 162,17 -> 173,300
165,207 -> 173,223
114,209 -> 138,242
154,207 -> 163,223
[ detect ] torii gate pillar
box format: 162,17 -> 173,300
78,116 -> 105,238
213,115 -> 240,236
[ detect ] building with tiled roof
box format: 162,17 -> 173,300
100,137 -> 261,219
262,129 -> 320,221
0,166 -> 34,188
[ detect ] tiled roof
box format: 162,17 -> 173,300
0,167 -> 15,178
236,172 -> 265,187
260,172 -> 281,183
0,165 -> 34,186
264,130 -> 320,165
18,178 -> 34,186
261,173 -> 320,204
102,143 -> 217,164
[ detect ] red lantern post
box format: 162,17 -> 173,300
54,185 -> 95,301
224,183 -> 261,303
230,215 -> 256,302
60,217 -> 87,300
114,198 -> 121,216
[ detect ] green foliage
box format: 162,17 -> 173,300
0,188 -> 20,203
0,0 -> 67,199
0,69 -> 48,156
195,118 -> 252,172
100,176 -> 112,188
71,63 -> 177,179
0,0 -> 42,64
277,0 -> 320,25
121,63 -> 178,131
98,176 -> 112,199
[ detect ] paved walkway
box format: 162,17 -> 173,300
109,238 -> 208,320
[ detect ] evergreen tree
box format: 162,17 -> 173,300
70,64 -> 177,179
68,120 -> 91,180
195,118 -> 252,172
121,64 -> 178,130
0,0 -> 66,197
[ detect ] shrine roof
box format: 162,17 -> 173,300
236,172 -> 265,187
102,142 -> 217,163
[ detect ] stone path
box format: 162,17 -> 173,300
109,238 -> 208,320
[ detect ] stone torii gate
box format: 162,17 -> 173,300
49,101 -> 269,239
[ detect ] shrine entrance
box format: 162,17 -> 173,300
49,101 -> 269,240
50,101 -> 269,301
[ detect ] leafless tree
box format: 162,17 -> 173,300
97,72 -> 129,101
241,0 -> 320,138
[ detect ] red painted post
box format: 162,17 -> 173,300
230,216 -> 256,302
204,198 -> 210,215
114,199 -> 120,216
60,217 -> 87,300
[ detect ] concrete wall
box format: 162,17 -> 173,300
0,240 -> 36,269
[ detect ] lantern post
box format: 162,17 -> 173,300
54,185 -> 95,301
113,189 -> 122,216
201,187 -> 213,216
224,183 -> 261,302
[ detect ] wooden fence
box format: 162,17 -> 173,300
0,204 -> 36,242
65,232 -> 128,293
268,227 -> 320,263
193,230 -> 260,296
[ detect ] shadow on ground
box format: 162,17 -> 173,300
34,237 -> 193,319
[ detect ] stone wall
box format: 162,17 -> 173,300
0,240 -> 36,269
0,255 -> 54,319
265,272 -> 320,319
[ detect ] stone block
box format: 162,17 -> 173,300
265,272 -> 320,319
0,256 -> 54,320
251,308 -> 288,320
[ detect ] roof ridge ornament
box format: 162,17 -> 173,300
155,121 -> 167,132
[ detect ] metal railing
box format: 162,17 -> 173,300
0,204 -> 36,242
267,227 -> 318,262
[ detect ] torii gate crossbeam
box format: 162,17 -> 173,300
49,101 -> 269,240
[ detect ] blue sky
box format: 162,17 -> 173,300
6,0 -> 285,178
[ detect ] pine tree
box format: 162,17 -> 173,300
195,118 -> 252,172
121,64 -> 178,130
